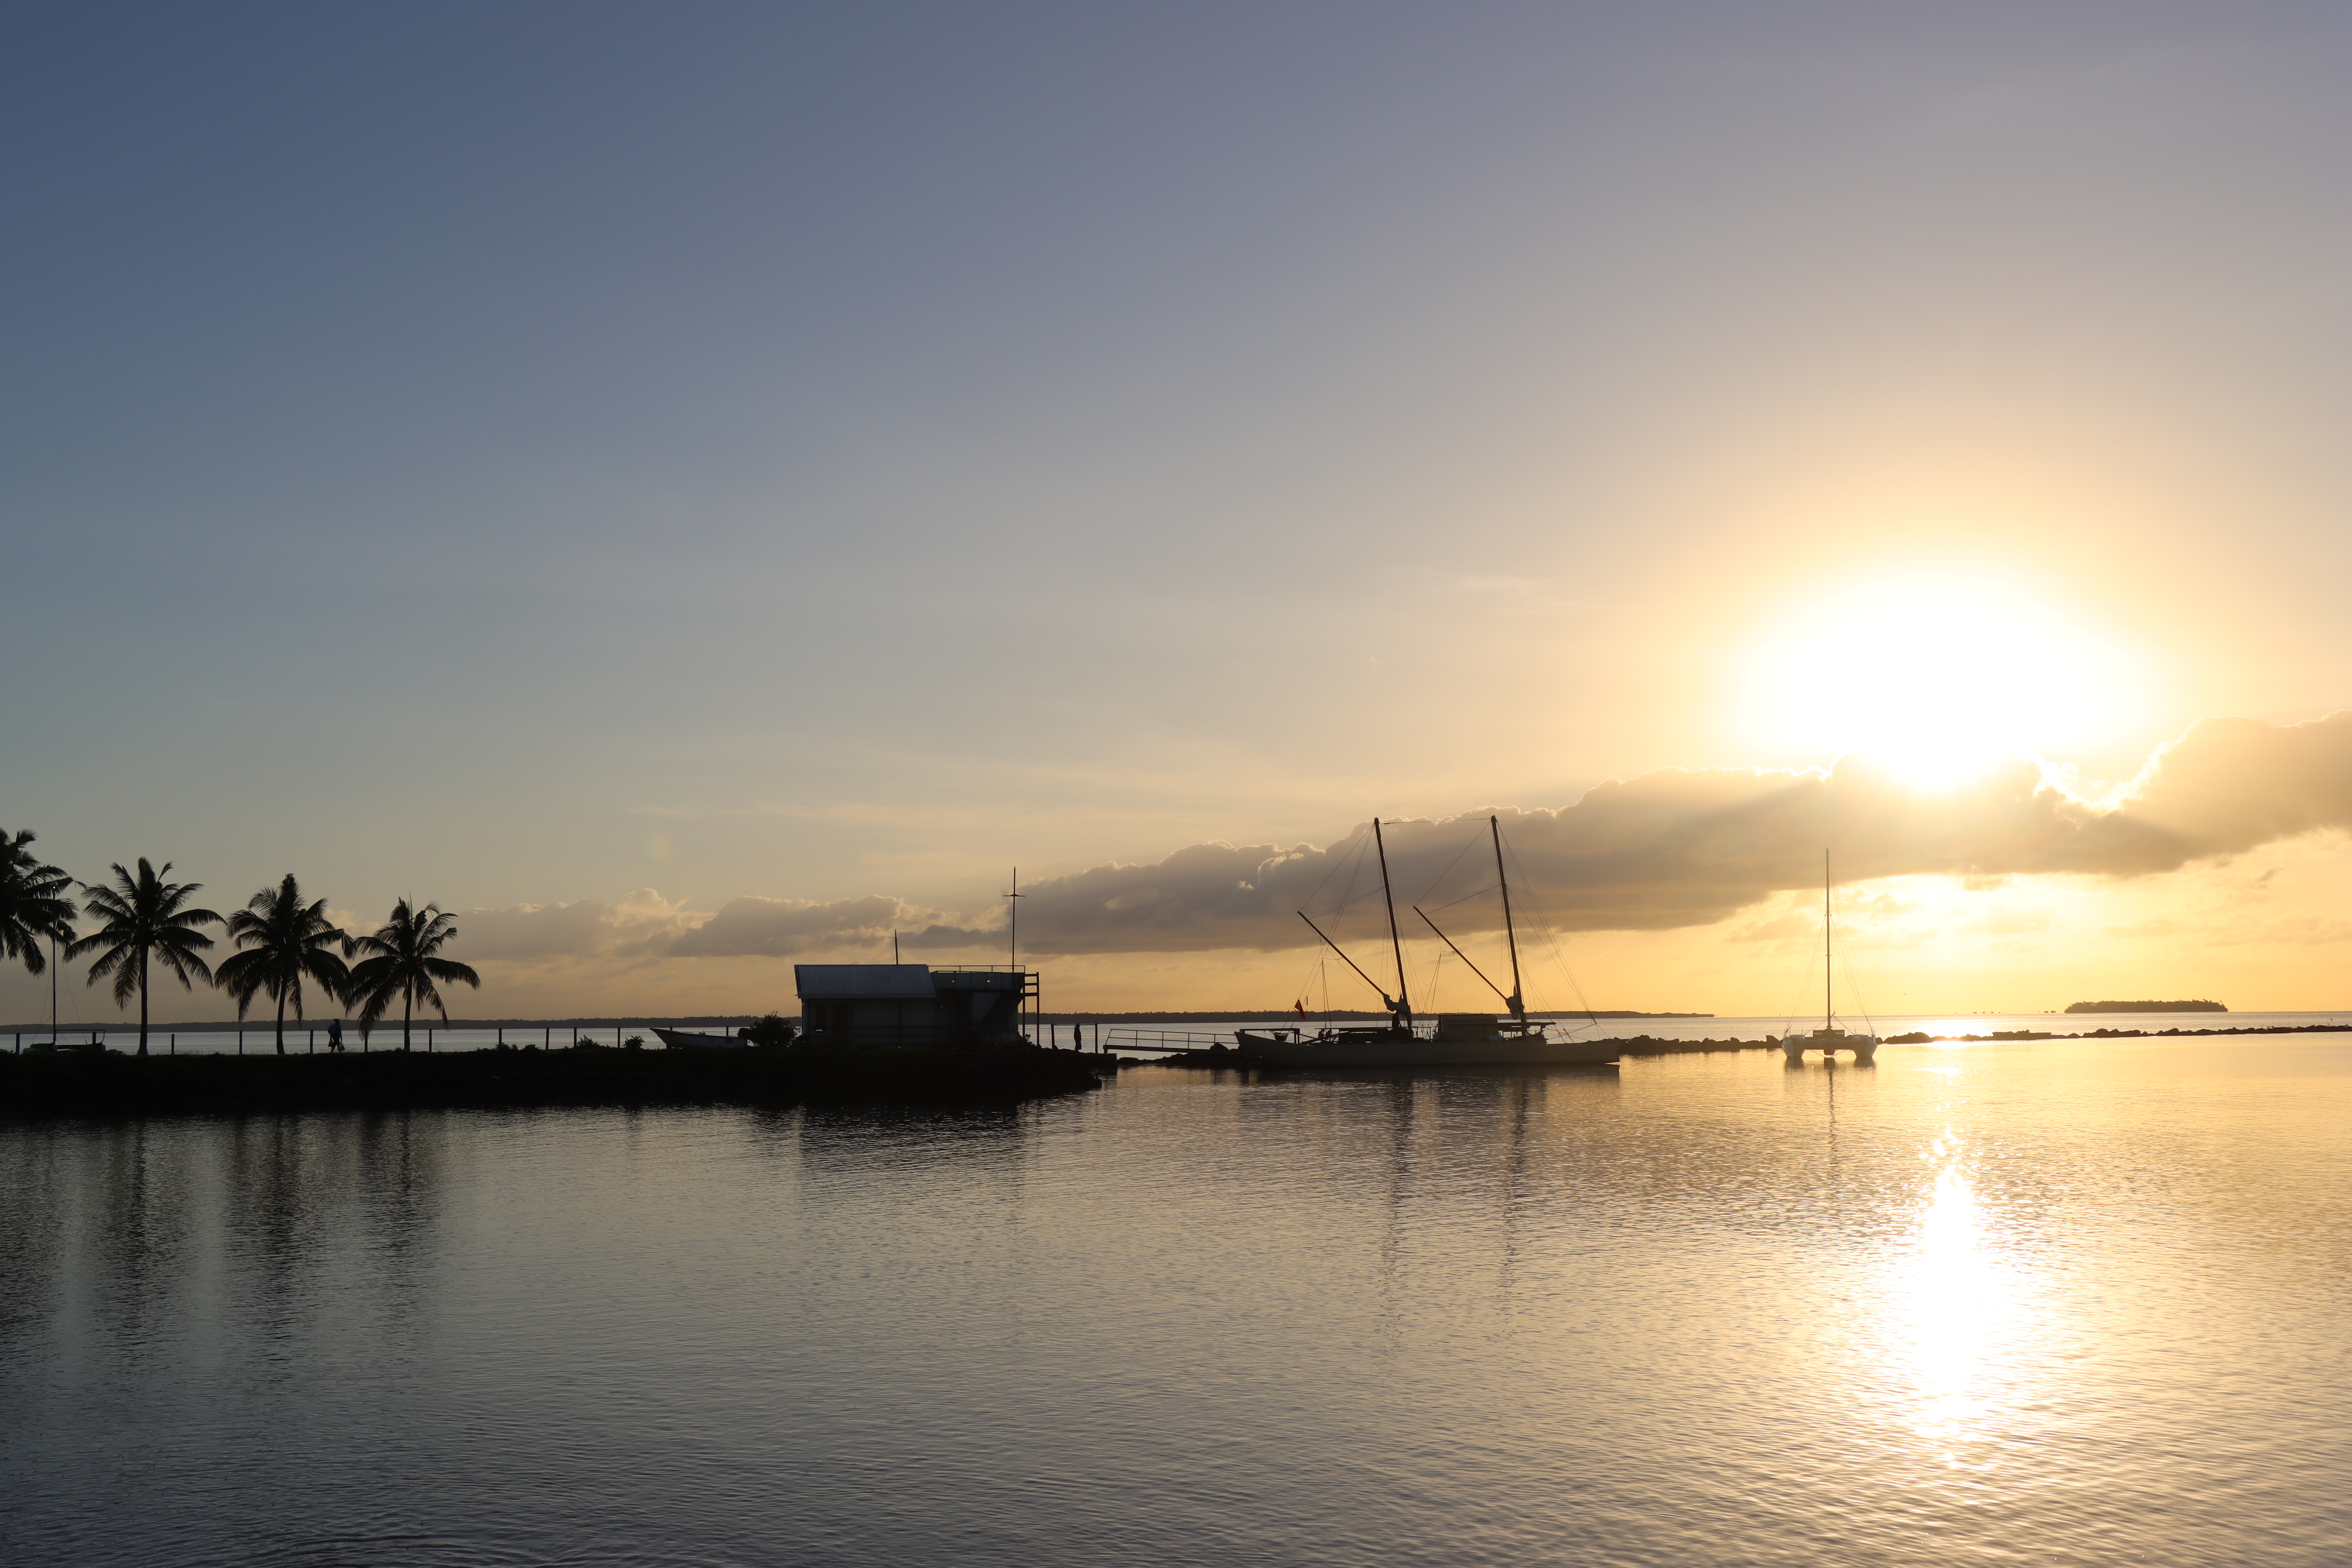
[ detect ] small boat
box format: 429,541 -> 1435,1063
1237,814 -> 1621,1069
651,1026 -> 749,1050
1779,850 -> 1878,1064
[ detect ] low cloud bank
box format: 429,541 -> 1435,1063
669,895 -> 947,957
450,713 -> 2351,966
457,890 -> 956,964
996,712 -> 2352,955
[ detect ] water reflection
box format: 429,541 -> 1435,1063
1887,1130 -> 2034,1463
4,1051 -> 2349,1567
93,1122 -> 195,1366
336,1113 -> 444,1353
0,1129 -> 68,1341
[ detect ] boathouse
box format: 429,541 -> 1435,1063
793,964 -> 1034,1048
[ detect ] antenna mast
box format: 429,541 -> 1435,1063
1007,868 -> 1021,968
1823,848 -> 1833,1031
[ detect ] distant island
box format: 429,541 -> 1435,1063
1033,1010 -> 1713,1023
2064,999 -> 2228,1014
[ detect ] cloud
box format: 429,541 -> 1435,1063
455,889 -> 699,963
990,712 -> 2352,955
1728,912 -> 1813,944
434,712 -> 2352,972
450,891 -> 985,965
666,895 -> 965,958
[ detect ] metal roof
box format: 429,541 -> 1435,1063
794,964 -> 937,1000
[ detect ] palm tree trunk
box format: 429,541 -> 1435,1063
275,990 -> 288,1056
137,945 -> 149,1057
402,984 -> 413,1052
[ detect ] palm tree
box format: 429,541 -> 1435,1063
345,899 -> 480,1051
215,874 -> 350,1056
1,828 -> 79,977
66,859 -> 222,1057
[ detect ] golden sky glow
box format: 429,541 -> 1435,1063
1740,570 -> 2147,793
4,10 -> 2348,1022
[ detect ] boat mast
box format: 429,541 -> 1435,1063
1373,817 -> 1412,1028
1491,815 -> 1524,1023
1823,848 -> 1832,1031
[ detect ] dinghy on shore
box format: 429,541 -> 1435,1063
651,1026 -> 748,1050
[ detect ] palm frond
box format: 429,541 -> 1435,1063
424,956 -> 483,988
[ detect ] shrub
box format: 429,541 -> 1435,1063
743,1013 -> 798,1048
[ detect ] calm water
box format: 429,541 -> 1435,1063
43,1009 -> 2350,1056
5,1035 -> 2350,1565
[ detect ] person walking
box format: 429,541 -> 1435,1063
327,1018 -> 343,1053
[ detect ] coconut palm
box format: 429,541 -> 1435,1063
65,859 -> 222,1057
1,828 -> 80,976
215,874 -> 350,1056
345,899 -> 480,1051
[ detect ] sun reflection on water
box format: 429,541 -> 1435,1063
1889,1130 -> 2034,1464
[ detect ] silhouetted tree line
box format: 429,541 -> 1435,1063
2,827 -> 478,1056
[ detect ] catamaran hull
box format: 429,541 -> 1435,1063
1237,1030 -> 1621,1068
1781,1036 -> 1878,1063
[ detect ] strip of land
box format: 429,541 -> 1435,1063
1611,1021 -> 2352,1054
1136,1020 -> 2352,1065
0,1043 -> 1105,1116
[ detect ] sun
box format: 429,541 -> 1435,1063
1741,572 -> 2140,789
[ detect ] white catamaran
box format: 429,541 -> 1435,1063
1236,815 -> 1621,1069
1779,850 -> 1878,1064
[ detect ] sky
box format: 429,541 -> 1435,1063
5,2 -> 2349,1025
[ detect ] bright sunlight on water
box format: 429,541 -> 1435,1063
6,1035 -> 2350,1565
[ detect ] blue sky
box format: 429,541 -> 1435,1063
6,3 -> 2350,1016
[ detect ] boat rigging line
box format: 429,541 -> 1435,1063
1291,815 -> 1416,1029
1372,818 -> 1412,1026
1297,911 -> 1400,1017
1414,906 -> 1514,1012
1487,822 -> 1601,1031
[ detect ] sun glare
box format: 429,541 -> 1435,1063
1887,1134 -> 2028,1457
1743,574 -> 2139,789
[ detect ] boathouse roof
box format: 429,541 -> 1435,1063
794,964 -> 937,1000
